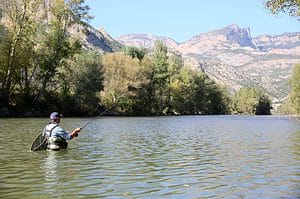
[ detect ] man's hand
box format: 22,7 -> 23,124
74,127 -> 81,133
72,127 -> 81,138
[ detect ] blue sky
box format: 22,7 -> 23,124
85,0 -> 299,43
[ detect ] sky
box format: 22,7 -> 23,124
85,0 -> 299,43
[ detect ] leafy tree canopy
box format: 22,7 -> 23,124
265,0 -> 300,18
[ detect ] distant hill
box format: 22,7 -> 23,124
72,23 -> 300,107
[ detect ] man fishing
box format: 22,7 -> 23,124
43,112 -> 81,150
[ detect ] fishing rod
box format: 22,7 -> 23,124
74,104 -> 109,138
79,95 -> 125,132
80,103 -> 114,129
80,95 -> 126,130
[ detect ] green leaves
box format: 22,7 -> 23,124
278,63 -> 300,114
0,0 -> 97,116
169,68 -> 230,115
58,50 -> 104,114
231,87 -> 272,115
66,0 -> 93,23
122,46 -> 146,60
100,42 -> 232,116
289,64 -> 300,113
265,0 -> 300,18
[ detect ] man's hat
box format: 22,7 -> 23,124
50,112 -> 63,120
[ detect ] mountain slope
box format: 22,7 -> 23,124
69,23 -> 123,53
116,24 -> 300,105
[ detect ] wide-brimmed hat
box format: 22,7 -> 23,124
50,112 -> 63,120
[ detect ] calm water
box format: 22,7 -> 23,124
0,116 -> 299,198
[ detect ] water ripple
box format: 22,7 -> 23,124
0,116 -> 299,198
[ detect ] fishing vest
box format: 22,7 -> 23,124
45,124 -> 68,151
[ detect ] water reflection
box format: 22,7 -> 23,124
290,130 -> 300,196
291,130 -> 300,159
43,151 -> 59,183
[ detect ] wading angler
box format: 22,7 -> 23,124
43,112 -> 81,150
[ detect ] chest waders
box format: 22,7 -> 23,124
47,125 -> 68,151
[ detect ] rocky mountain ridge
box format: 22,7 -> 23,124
69,23 -> 122,53
74,23 -> 300,107
115,24 -> 300,106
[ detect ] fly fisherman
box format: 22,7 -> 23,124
43,112 -> 81,150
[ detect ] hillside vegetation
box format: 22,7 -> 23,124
1,0 -> 298,116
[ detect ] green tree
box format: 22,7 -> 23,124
150,41 -> 170,114
0,0 -> 42,109
289,63 -> 300,113
122,46 -> 146,60
170,68 -> 230,115
231,87 -> 272,115
101,52 -> 145,114
265,0 -> 300,18
60,50 -> 104,115
278,64 -> 300,114
34,0 -> 88,105
199,78 -> 231,114
66,0 -> 93,23
0,0 -> 92,116
169,68 -> 197,114
126,57 -> 153,115
152,41 -> 169,86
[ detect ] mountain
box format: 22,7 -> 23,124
70,23 -> 299,107
69,23 -> 122,53
116,24 -> 300,106
117,33 -> 179,52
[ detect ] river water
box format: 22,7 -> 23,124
0,116 -> 299,198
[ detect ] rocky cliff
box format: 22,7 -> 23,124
69,23 -> 122,53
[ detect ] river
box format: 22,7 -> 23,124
0,116 -> 299,198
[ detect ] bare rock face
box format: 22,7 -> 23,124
116,24 -> 300,105
116,33 -> 180,52
253,33 -> 300,51
69,23 -> 122,53
179,24 -> 257,53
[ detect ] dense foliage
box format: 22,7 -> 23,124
265,0 -> 300,18
0,0 -> 273,116
277,64 -> 300,114
0,0 -> 102,116
100,42 -> 232,115
231,87 -> 272,115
